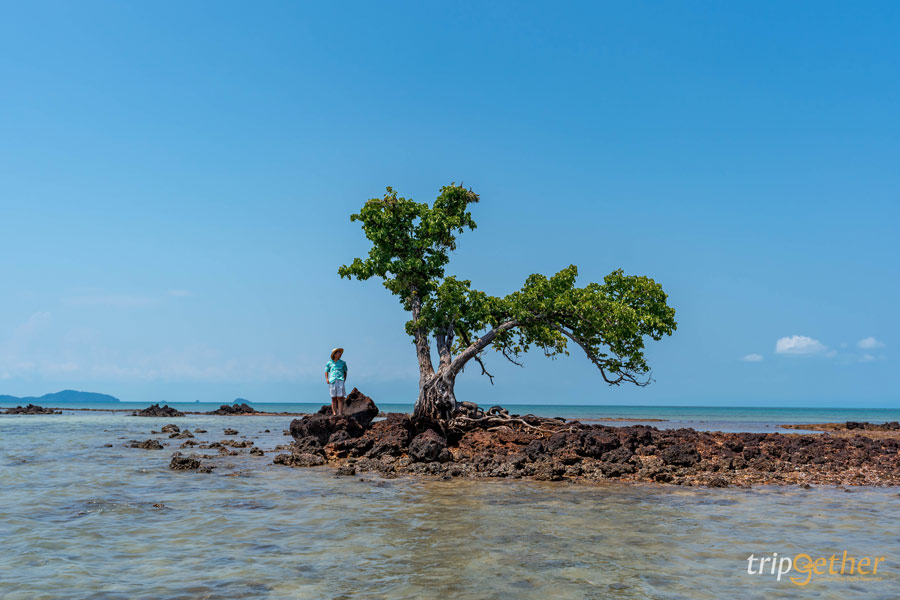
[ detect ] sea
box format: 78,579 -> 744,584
2,403 -> 899,599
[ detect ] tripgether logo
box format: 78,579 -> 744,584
747,551 -> 886,586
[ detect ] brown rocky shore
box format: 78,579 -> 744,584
273,390 -> 900,488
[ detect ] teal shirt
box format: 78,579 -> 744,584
325,358 -> 348,383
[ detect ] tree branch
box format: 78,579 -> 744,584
458,330 -> 495,384
550,325 -> 650,387
448,320 -> 519,377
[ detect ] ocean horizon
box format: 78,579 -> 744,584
4,399 -> 900,435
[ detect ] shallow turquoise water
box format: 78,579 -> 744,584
2,412 -> 899,599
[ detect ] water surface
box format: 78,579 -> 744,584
2,412 -> 898,599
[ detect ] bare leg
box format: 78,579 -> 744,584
331,397 -> 338,415
337,396 -> 345,416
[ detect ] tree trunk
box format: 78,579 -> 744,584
412,320 -> 519,421
413,370 -> 457,421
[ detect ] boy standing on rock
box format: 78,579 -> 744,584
325,347 -> 348,416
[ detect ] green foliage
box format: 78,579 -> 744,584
497,266 -> 676,383
340,185 -> 677,386
337,185 -> 479,307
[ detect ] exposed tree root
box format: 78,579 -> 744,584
447,402 -> 571,437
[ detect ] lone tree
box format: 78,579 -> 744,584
339,185 -> 677,421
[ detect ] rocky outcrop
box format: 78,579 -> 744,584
132,404 -> 185,417
273,396 -> 900,487
290,414 -> 365,445
315,388 -> 378,427
286,388 -> 379,452
409,430 -> 449,462
208,403 -> 257,415
3,404 -> 61,415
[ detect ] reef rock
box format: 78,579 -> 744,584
208,403 -> 257,415
3,404 -> 61,415
169,452 -> 201,470
409,430 -> 448,463
133,404 -> 185,418
130,439 -> 163,450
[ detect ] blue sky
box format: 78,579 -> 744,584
1,2 -> 897,406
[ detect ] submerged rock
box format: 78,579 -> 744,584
130,439 -> 164,450
223,428 -> 238,435
274,452 -> 326,467
133,404 -> 185,418
169,452 -> 201,470
160,424 -> 181,434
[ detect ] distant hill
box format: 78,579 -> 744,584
233,397 -> 252,404
0,389 -> 121,404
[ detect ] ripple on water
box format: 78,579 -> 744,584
2,413 -> 900,599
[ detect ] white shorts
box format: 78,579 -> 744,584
328,379 -> 346,398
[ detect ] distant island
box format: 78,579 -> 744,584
0,389 -> 121,404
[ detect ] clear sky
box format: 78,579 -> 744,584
1,2 -> 897,406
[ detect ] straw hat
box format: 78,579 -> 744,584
330,347 -> 344,360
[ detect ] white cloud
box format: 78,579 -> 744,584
860,354 -> 876,363
857,337 -> 885,350
742,353 -> 764,362
775,335 -> 828,355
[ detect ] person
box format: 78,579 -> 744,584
324,347 -> 348,416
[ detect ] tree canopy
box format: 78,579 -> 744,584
339,184 -> 677,418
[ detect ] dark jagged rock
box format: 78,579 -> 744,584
290,414 -> 365,445
161,424 -> 180,434
170,430 -> 194,439
326,413 -> 412,460
660,444 -> 700,467
3,404 -> 61,415
133,404 -> 185,418
335,464 -> 357,476
169,452 -> 201,470
274,452 -> 326,467
409,430 -> 447,463
223,428 -> 238,435
314,388 -> 378,428
208,403 -> 257,415
293,436 -> 325,455
250,447 -> 264,456
130,439 -> 163,450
